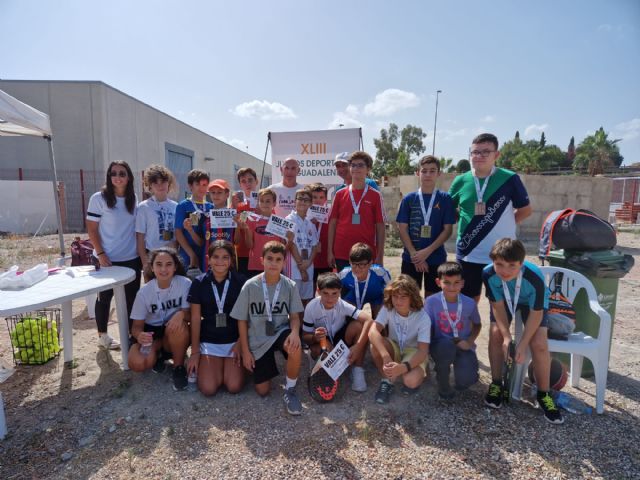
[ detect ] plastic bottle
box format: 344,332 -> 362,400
187,372 -> 198,392
139,332 -> 153,356
552,391 -> 593,414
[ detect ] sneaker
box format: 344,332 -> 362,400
172,365 -> 188,391
283,387 -> 302,416
537,392 -> 565,425
375,381 -> 394,404
152,351 -> 167,374
484,381 -> 504,409
437,373 -> 454,400
351,366 -> 367,392
97,333 -> 120,351
401,385 -> 420,396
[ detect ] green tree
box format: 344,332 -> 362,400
540,132 -> 546,148
512,149 -> 542,174
566,136 -> 576,167
456,159 -> 471,173
497,132 -> 524,169
373,123 -> 427,177
539,145 -> 566,171
574,127 -> 624,175
439,157 -> 454,173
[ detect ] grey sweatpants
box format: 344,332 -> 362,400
431,339 -> 479,389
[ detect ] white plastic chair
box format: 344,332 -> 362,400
511,266 -> 612,414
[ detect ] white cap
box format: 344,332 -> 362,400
334,152 -> 350,165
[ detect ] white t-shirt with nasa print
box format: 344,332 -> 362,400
130,276 -> 192,326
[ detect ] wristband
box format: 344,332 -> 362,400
403,361 -> 412,372
96,251 -> 105,256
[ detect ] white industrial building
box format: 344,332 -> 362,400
0,79 -> 270,231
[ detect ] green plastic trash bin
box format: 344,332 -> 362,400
546,249 -> 632,377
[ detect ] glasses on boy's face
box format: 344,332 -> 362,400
349,162 -> 367,169
469,149 -> 496,158
296,197 -> 311,203
110,171 -> 128,178
351,261 -> 371,268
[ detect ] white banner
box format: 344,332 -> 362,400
270,128 -> 361,199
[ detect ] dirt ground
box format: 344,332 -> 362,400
0,232 -> 639,479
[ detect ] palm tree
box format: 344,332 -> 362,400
574,127 -> 624,175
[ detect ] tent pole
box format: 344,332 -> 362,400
259,132 -> 271,189
45,135 -> 66,264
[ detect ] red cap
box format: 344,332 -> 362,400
208,179 -> 230,191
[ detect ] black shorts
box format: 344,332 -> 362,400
253,329 -> 291,384
460,260 -> 488,298
134,323 -> 166,343
237,256 -> 249,272
401,260 -> 441,294
489,305 -> 549,328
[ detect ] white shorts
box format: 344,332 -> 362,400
200,341 -> 236,358
294,279 -> 314,300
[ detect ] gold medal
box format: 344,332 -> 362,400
189,212 -> 199,226
420,225 -> 431,238
162,230 -> 173,241
474,202 -> 486,216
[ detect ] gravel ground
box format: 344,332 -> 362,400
0,232 -> 639,479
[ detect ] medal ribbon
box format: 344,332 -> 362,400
417,188 -> 438,227
348,183 -> 369,216
261,275 -> 283,326
502,269 -> 523,318
472,166 -> 496,203
393,311 -> 410,354
353,270 -> 370,310
211,275 -> 230,314
439,292 -> 463,338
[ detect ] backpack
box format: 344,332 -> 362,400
70,237 -> 95,266
546,272 -> 576,340
539,208 -> 616,260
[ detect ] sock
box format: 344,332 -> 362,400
536,389 -> 549,398
285,377 -> 297,389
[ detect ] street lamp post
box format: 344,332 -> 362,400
432,89 -> 442,156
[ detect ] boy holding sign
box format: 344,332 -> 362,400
396,155 -> 455,297
302,273 -> 373,392
231,241 -> 305,415
307,183 -> 333,289
285,189 -> 320,304
241,188 -> 284,277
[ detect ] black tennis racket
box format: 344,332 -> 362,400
308,337 -> 341,403
502,341 -> 516,404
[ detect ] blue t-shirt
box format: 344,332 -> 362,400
424,292 -> 481,344
175,198 -> 213,271
482,260 -> 549,319
339,264 -> 390,307
395,190 -> 456,265
335,177 -> 379,193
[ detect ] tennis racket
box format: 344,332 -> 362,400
502,341 -> 516,404
308,337 -> 341,403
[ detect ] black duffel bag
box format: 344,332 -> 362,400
539,209 -> 616,258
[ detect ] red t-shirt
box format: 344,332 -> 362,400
247,215 -> 284,271
312,219 -> 330,269
235,201 -> 256,258
329,185 -> 386,261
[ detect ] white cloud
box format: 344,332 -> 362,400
231,100 -> 297,120
481,115 -> 496,123
328,104 -> 363,129
216,135 -> 247,151
435,128 -> 469,142
363,89 -> 420,117
524,123 -> 549,137
614,118 -> 640,141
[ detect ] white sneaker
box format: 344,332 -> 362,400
351,366 -> 367,392
97,333 -> 121,351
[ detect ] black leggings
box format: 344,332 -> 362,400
95,257 -> 142,333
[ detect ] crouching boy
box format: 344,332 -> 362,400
482,238 -> 564,424
302,272 -> 373,392
425,261 -> 481,399
231,241 -> 305,415
368,275 -> 431,404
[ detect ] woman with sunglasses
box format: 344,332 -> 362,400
87,161 -> 142,350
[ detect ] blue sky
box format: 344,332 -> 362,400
2,0 -> 639,165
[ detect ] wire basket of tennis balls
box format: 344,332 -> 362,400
5,308 -> 61,365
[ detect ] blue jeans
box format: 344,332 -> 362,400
431,338 -> 479,389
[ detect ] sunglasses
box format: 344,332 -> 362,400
110,171 -> 128,178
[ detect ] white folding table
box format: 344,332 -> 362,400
0,265 -> 136,439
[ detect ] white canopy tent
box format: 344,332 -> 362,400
0,89 -> 66,259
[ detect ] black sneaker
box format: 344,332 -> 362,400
152,350 -> 167,374
401,385 -> 420,396
537,391 -> 565,425
172,365 -> 188,391
375,381 -> 394,404
484,381 -> 504,409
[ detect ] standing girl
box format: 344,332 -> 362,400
187,241 -> 246,396
128,248 -> 192,391
368,274 -> 431,404
86,161 -> 141,350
